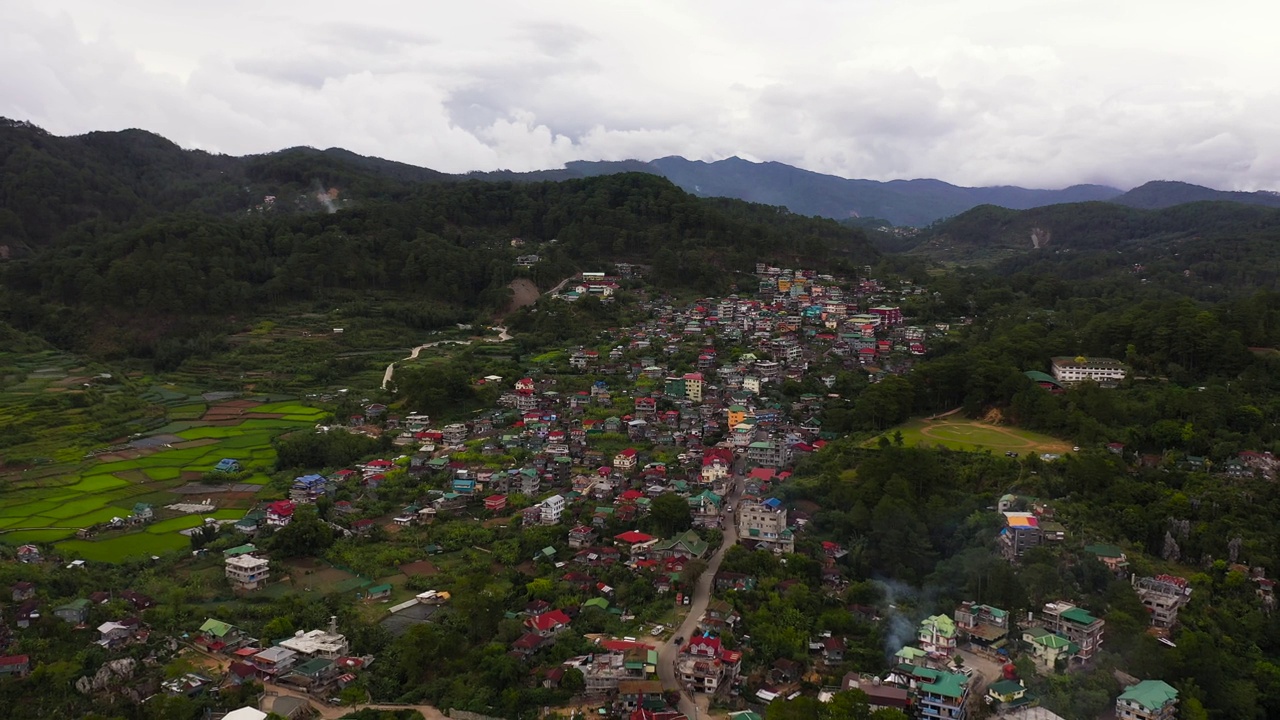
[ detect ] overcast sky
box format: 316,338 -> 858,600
4,1 -> 1278,190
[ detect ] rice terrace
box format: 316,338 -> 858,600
873,415 -> 1073,455
0,367 -> 326,562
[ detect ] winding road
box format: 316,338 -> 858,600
380,326 -> 512,390
657,474 -> 742,719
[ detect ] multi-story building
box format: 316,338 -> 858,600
736,497 -> 794,554
225,555 -> 270,591
954,601 -> 1009,652
918,669 -> 970,720
540,495 -> 565,525
1050,356 -> 1127,387
683,373 -> 704,402
999,512 -> 1043,561
1116,680 -> 1178,720
676,634 -> 742,694
1132,575 -> 1192,628
747,441 -> 786,468
1041,601 -> 1104,662
918,614 -> 958,656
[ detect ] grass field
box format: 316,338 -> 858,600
873,417 -> 1073,454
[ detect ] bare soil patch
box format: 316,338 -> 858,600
399,560 -> 439,576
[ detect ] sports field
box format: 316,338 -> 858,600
0,393 -> 326,561
874,417 -> 1073,454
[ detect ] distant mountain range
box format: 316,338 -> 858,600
4,117 -> 1280,242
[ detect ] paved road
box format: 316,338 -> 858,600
657,475 -> 741,718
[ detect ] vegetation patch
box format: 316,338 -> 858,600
873,417 -> 1073,454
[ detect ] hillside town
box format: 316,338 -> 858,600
2,264 -> 1264,720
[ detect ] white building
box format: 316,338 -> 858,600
278,628 -> 350,659
541,494 -> 565,525
1050,356 -> 1126,386
225,555 -> 270,591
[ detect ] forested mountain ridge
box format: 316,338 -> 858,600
0,159 -> 879,363
1114,180 -> 1280,210
903,200 -> 1280,267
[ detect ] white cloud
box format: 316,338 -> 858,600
2,0 -> 1278,190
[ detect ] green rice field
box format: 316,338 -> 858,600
1,391 -> 326,561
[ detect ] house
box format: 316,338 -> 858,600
1040,601 -> 1104,662
484,494 -> 508,513
1084,544 -> 1130,575
96,619 -> 141,649
16,544 -> 41,563
954,601 -> 1009,653
840,673 -> 910,713
714,571 -> 757,592
1023,627 -> 1078,671
1132,575 -> 1192,628
736,497 -> 794,554
0,655 -> 31,678
12,581 -> 35,602
987,679 -> 1028,706
821,636 -> 846,664
541,494 -> 566,525
614,448 -> 639,471
1116,679 -> 1178,720
265,500 -> 296,527
279,629 -> 350,659
918,614 -> 957,656
215,458 -> 243,473
652,530 -> 710,561
226,555 -> 271,591
54,598 -> 91,624
197,618 -> 242,652
525,609 -> 572,637
365,584 -> 392,602
569,525 -> 599,549
120,590 -> 156,611
510,632 -> 552,658
131,502 -> 154,521
252,646 -> 299,676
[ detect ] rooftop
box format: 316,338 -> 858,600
1118,680 -> 1179,711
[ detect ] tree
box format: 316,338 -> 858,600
648,493 -> 692,536
269,504 -> 335,558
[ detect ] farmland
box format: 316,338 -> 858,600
0,379 -> 327,561
872,416 -> 1074,454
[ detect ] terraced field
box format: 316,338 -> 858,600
0,388 -> 327,561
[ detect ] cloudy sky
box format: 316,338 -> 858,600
4,1 -> 1278,190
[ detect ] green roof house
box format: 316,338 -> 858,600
1116,679 -> 1178,720
652,530 -> 709,560
919,614 -> 957,655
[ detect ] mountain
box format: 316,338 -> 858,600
473,156 -> 1124,226
1113,180 -> 1280,210
906,200 -> 1280,264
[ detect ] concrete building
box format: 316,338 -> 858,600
999,512 -> 1043,561
225,555 -> 271,591
1041,601 -> 1104,662
918,614 -> 958,656
1116,680 -> 1178,720
540,494 -> 565,525
1050,356 -> 1126,387
1132,575 -> 1192,628
918,669 -> 971,720
736,497 -> 794,554
278,628 -> 350,659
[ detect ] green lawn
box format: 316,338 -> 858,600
873,417 -> 1072,454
